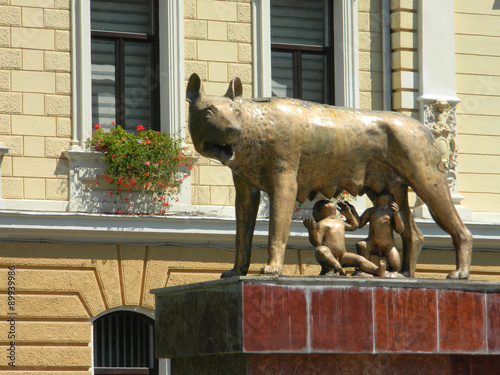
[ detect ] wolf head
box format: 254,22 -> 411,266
186,73 -> 243,164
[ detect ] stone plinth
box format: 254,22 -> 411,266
153,277 -> 500,374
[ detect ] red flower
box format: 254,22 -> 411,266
124,183 -> 130,188
94,124 -> 101,129
145,139 -> 151,145
144,172 -> 149,177
145,182 -> 151,188
136,125 -> 145,132
117,178 -> 124,184
124,197 -> 129,202
111,154 -> 116,158
117,188 -> 122,193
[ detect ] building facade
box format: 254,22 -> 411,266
0,0 -> 499,373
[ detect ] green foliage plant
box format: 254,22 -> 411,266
89,123 -> 195,214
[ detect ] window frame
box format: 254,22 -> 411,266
270,0 -> 335,104
92,310 -> 158,375
253,0 -> 359,108
70,0 -> 185,148
91,22 -> 161,130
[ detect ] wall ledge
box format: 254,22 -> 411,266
0,210 -> 499,253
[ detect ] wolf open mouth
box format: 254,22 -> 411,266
203,141 -> 234,161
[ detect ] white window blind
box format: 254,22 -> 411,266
91,0 -> 153,34
270,0 -> 326,46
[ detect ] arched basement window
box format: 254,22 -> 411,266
93,311 -> 157,374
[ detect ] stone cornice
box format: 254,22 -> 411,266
0,210 -> 498,253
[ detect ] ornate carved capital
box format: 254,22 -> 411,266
423,99 -> 458,191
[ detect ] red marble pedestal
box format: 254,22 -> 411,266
153,277 -> 500,374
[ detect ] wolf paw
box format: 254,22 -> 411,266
260,265 -> 281,275
446,269 -> 470,280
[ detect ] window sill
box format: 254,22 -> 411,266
63,148 -> 195,215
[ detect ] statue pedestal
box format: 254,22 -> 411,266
153,277 -> 500,374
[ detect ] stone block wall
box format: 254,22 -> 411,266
185,0 -> 252,207
358,0 -> 384,110
0,0 -> 70,202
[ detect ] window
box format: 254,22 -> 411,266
91,0 -> 159,132
93,311 -> 157,375
270,0 -> 334,104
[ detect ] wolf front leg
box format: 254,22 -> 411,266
260,171 -> 298,275
221,173 -> 261,279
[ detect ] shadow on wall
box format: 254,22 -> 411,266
494,0 -> 500,9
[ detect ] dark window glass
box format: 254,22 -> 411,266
91,0 -> 159,132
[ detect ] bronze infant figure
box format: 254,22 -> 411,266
186,73 -> 472,279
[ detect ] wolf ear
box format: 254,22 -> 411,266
224,77 -> 243,100
186,73 -> 205,103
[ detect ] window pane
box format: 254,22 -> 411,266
91,40 -> 116,130
271,0 -> 326,46
91,0 -> 152,34
271,51 -> 293,97
124,42 -> 152,131
302,54 -> 325,103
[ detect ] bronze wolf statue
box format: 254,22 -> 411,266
186,73 -> 472,279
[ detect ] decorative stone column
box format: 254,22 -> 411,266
414,0 -> 471,221
423,100 -> 459,191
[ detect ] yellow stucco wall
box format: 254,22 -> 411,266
0,241 -> 296,371
0,0 -> 71,201
455,0 -> 500,212
0,241 -> 499,370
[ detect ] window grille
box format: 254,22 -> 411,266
93,311 -> 157,375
